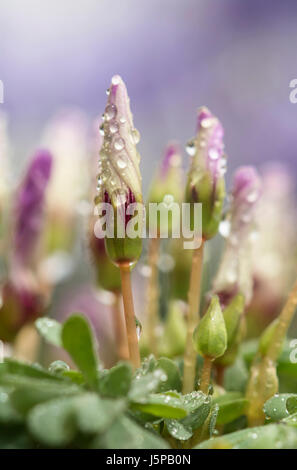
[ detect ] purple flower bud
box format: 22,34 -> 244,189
212,166 -> 262,307
196,107 -> 225,186
148,142 -> 183,203
14,150 -> 52,266
95,76 -> 143,265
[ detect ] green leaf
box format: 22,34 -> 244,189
224,358 -> 249,393
8,376 -> 80,414
61,314 -> 99,388
0,386 -> 23,424
152,357 -> 182,393
286,396 -> 297,415
35,317 -> 62,347
28,393 -> 126,447
263,394 -> 293,422
92,415 -> 169,449
166,419 -> 192,441
165,392 -> 210,441
213,392 -> 248,425
131,393 -> 187,419
99,362 -> 132,398
195,423 -> 297,449
2,358 -> 61,381
0,426 -> 34,449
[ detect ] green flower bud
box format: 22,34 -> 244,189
185,107 -> 226,240
89,231 -> 121,291
223,293 -> 245,347
193,296 -> 227,359
159,301 -> 187,357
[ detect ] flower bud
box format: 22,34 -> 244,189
147,142 -> 184,237
159,300 -> 187,357
89,231 -> 121,292
95,75 -> 143,267
185,107 -> 226,240
212,166 -> 262,307
223,293 -> 245,347
193,296 -> 227,359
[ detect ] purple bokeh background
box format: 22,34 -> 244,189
1,0 -> 297,190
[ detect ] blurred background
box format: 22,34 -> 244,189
1,0 -> 297,188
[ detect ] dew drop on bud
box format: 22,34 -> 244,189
114,137 -> 125,151
186,140 -> 196,156
117,156 -> 127,169
109,121 -> 119,134
106,88 -> 110,96
99,123 -> 105,136
219,219 -> 231,238
135,317 -> 142,340
111,75 -> 121,86
209,148 -> 220,160
130,128 -> 140,144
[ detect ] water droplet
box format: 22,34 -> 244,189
111,75 -> 121,86
163,194 -> 175,207
106,88 -> 110,96
117,156 -> 127,169
105,104 -> 117,121
119,116 -> 126,124
201,117 -> 214,129
130,128 -> 140,144
246,190 -> 259,203
186,140 -> 196,156
114,137 -> 125,151
219,156 -> 227,175
209,148 -> 220,160
219,219 -> 231,238
99,123 -> 105,136
109,121 -> 119,134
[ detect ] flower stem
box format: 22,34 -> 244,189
146,236 -> 160,357
200,356 -> 212,394
112,291 -> 129,361
119,262 -> 141,368
182,240 -> 204,394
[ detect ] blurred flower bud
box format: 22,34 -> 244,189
193,296 -> 227,359
248,163 -> 297,333
0,270 -> 45,342
41,109 -> 90,252
223,293 -> 245,348
95,75 -> 143,267
185,107 -> 226,240
147,142 -> 184,236
215,293 -> 245,367
89,231 -> 121,292
13,150 -> 52,267
159,300 -> 187,357
258,318 -> 283,357
212,166 -> 262,308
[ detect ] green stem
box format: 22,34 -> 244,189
146,236 -> 160,357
